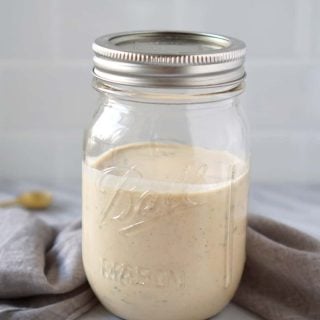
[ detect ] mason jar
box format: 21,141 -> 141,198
83,31 -> 249,320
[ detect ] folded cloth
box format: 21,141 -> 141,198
0,209 -> 97,320
0,206 -> 319,320
234,215 -> 320,320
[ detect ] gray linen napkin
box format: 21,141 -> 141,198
234,215 -> 320,320
0,209 -> 97,320
0,206 -> 319,320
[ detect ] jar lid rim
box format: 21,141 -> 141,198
92,30 -> 246,89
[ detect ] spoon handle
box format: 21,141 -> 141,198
0,199 -> 18,208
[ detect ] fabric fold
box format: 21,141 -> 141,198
0,209 -> 97,320
234,215 -> 320,320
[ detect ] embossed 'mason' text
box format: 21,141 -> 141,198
102,259 -> 185,289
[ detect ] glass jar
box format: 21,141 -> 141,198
83,31 -> 249,320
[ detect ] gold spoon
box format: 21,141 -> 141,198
0,191 -> 53,210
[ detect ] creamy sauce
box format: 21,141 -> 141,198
82,142 -> 249,320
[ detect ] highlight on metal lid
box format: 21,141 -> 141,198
92,31 -> 246,90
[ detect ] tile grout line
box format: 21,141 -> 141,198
50,0 -> 63,61
293,0 -> 313,59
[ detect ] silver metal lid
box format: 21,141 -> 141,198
92,31 -> 246,90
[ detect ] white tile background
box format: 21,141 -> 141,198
0,0 -> 319,186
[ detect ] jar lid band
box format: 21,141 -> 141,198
92,31 -> 246,90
